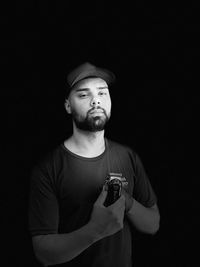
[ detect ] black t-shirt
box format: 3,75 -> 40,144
29,138 -> 157,267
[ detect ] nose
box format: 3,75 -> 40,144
90,96 -> 101,107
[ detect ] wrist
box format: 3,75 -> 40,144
86,221 -> 103,242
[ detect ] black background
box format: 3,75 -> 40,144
1,2 -> 199,267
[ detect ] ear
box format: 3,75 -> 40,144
64,99 -> 72,114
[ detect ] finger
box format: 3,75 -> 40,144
119,195 -> 126,209
118,194 -> 126,203
94,185 -> 108,206
121,188 -> 128,197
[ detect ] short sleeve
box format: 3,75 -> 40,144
132,153 -> 157,208
28,163 -> 59,236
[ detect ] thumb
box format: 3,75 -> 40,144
94,185 -> 108,206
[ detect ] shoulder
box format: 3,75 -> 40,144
106,138 -> 138,160
30,144 -> 65,189
32,144 -> 64,174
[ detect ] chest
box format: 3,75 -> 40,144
56,154 -> 135,206
56,152 -> 135,232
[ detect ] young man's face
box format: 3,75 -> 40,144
65,77 -> 112,132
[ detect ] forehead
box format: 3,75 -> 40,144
72,77 -> 108,90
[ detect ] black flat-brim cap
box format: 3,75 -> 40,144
67,62 -> 116,88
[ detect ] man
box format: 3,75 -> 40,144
29,62 -> 160,267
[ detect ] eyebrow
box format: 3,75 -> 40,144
75,86 -> 108,92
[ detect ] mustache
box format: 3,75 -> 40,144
87,107 -> 106,115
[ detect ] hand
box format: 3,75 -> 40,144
89,185 -> 126,239
121,188 -> 134,213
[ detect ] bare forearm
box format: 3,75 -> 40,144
33,222 -> 101,266
126,199 -> 160,234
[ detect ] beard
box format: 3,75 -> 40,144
71,107 -> 110,132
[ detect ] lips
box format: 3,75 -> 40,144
90,111 -> 104,114
89,109 -> 104,114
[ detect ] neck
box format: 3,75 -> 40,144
67,126 -> 106,156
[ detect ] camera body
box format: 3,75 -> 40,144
104,173 -> 125,207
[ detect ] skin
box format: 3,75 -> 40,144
64,77 -> 112,157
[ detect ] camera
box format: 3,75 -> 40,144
104,173 -> 123,207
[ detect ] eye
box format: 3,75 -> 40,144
79,93 -> 88,98
99,91 -> 107,96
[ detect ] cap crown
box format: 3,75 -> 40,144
67,62 -> 115,88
